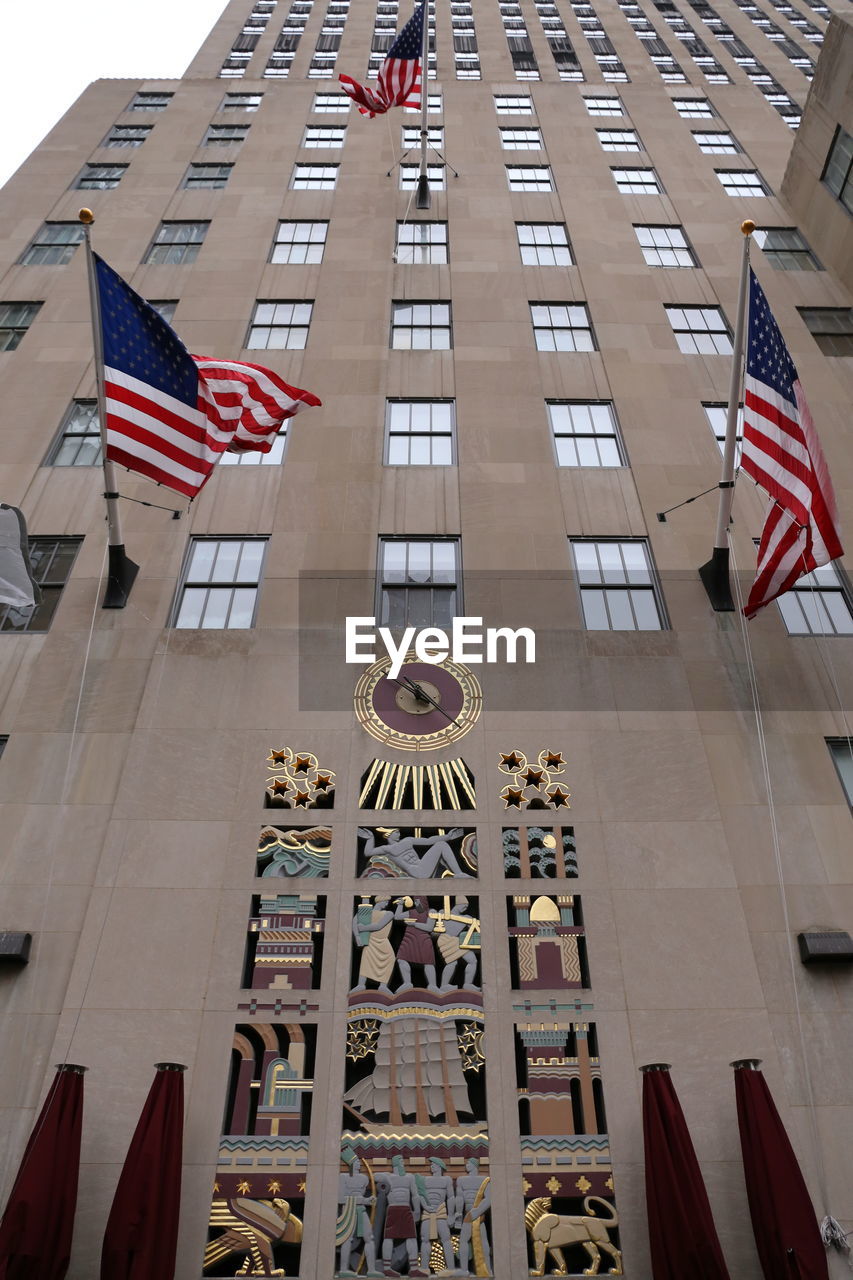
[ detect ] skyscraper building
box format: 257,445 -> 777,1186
0,0 -> 851,1276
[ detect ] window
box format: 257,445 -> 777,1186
0,537 -> 82,633
827,738 -> 853,807
597,129 -> 641,151
548,401 -> 624,466
494,94 -> 534,114
0,302 -> 41,351
204,123 -> 250,145
145,221 -> 209,265
0,736 -> 6,759
103,124 -> 152,147
404,94 -> 443,114
219,432 -> 288,466
775,563 -> 853,635
635,224 -> 697,267
716,169 -> 769,196
182,163 -> 233,189
173,538 -> 267,629
47,400 -> 101,466
822,126 -> 853,214
584,95 -> 623,115
753,227 -> 820,271
148,300 -> 177,323
570,539 -> 665,630
693,130 -> 740,154
395,222 -> 448,265
378,538 -> 460,628
128,92 -> 172,111
385,400 -> 455,464
612,167 -> 662,194
302,125 -> 346,147
400,164 -> 445,190
672,96 -> 716,117
516,223 -> 572,266
391,302 -> 451,350
291,163 -> 338,189
271,221 -> 327,264
311,92 -> 350,112
798,308 -> 853,357
666,305 -> 732,354
246,300 -> 313,349
507,165 -> 553,192
220,92 -> 263,110
401,126 -> 444,149
500,127 -> 543,149
21,222 -> 85,266
703,402 -> 743,459
75,163 -> 127,190
531,303 -> 595,352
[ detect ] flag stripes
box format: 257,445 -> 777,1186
339,4 -> 423,117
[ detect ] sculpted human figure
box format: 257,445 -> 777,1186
436,897 -> 480,992
352,897 -> 395,993
376,1154 -> 427,1278
359,828 -> 471,879
455,1158 -> 492,1277
336,1149 -> 380,1277
417,1157 -> 457,1273
393,896 -> 438,992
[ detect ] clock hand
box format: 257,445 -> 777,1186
394,675 -> 462,728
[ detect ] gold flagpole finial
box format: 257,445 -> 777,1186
741,219 -> 755,236
78,208 -> 95,225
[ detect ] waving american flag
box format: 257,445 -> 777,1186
339,3 -> 424,117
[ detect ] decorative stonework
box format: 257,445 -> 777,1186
508,896 -> 587,990
503,826 -> 577,879
243,893 -> 325,990
359,758 -> 476,810
357,826 -> 478,879
498,750 -> 571,811
265,748 -> 336,809
256,825 -> 332,878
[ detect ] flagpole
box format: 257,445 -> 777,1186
698,218 -> 753,612
416,1 -> 431,209
78,209 -> 139,609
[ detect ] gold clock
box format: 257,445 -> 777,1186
353,653 -> 482,751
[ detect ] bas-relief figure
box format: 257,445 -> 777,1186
358,827 -> 477,879
524,1196 -> 622,1276
350,895 -> 481,997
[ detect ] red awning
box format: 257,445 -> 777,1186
100,1063 -> 186,1280
0,1063 -> 86,1280
641,1063 -> 731,1280
733,1060 -> 829,1280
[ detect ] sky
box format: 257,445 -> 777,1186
0,0 -> 228,189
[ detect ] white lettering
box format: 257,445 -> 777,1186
486,626 -> 536,664
345,617 -> 538,671
452,616 -> 484,663
346,616 -> 377,663
378,626 -> 417,680
414,628 -> 450,663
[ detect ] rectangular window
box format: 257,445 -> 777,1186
385,400 -> 455,464
703,401 -> 743,460
400,164 -> 445,190
401,126 -> 444,148
395,222 -> 448,265
246,300 -> 313,349
103,124 -> 152,147
0,302 -> 42,351
378,538 -> 460,628
500,127 -> 543,149
21,222 -> 85,266
821,125 -> 853,214
597,129 -> 641,151
612,167 -> 662,193
291,163 -> 338,189
531,303 -> 595,352
204,123 -> 250,144
827,738 -> 853,807
753,227 -> 820,271
635,224 -> 696,267
666,305 -> 732,354
494,94 -> 534,114
516,223 -> 572,266
798,308 -> 853,357
693,130 -> 740,154
182,163 -> 233,189
0,537 -> 82,633
148,300 -> 177,323
775,563 -> 853,635
75,163 -> 127,189
47,400 -> 102,466
220,92 -> 263,110
218,432 -> 287,466
390,302 -> 451,350
128,92 -> 172,111
173,537 -> 267,629
404,94 -> 443,114
548,401 -> 624,466
145,221 -> 209,265
302,125 -> 346,147
716,169 -> 770,196
584,95 -> 623,115
570,538 -> 665,630
311,92 -> 351,112
672,97 -> 715,117
507,165 -> 553,192
271,221 -> 327,264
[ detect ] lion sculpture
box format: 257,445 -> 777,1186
524,1195 -> 623,1276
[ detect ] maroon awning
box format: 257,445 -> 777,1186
641,1063 -> 731,1280
733,1059 -> 829,1280
0,1063 -> 86,1280
100,1063 -> 186,1280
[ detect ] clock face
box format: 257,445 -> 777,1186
353,653 -> 482,751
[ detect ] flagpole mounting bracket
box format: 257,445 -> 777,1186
699,545 -> 736,612
102,544 -> 139,610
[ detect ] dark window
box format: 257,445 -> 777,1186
0,538 -> 83,633
753,227 -> 820,271
798,308 -> 853,356
128,92 -> 173,111
76,164 -> 127,189
0,302 -> 42,351
21,223 -> 85,266
827,738 -> 853,807
145,221 -> 209,265
822,126 -> 853,214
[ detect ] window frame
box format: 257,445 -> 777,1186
753,227 -> 820,271
144,220 -> 210,265
311,92 -> 351,112
826,737 -> 853,808
103,123 -> 152,147
171,536 -> 269,630
570,537 -> 668,631
203,122 -> 251,145
634,224 -> 697,267
715,168 -> 771,197
384,399 -> 456,465
531,302 -> 596,352
797,307 -> 853,357
583,95 -> 624,115
0,301 -> 42,351
302,125 -> 347,148
821,125 -> 853,214
376,536 -> 462,629
597,128 -> 642,152
246,299 -> 314,350
665,305 -> 733,355
612,167 -> 662,194
220,92 -> 264,111
0,537 -> 83,634
774,562 -> 853,636
270,220 -> 328,265
516,222 -> 573,266
46,400 -> 102,467
494,94 -> 535,114
291,163 -> 339,189
394,221 -> 449,265
20,222 -> 85,266
182,162 -> 233,189
506,164 -> 554,192
548,400 -> 626,467
127,91 -> 173,112
390,300 -> 452,351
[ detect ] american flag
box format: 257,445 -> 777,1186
741,268 -> 843,618
95,256 -> 321,499
339,3 -> 424,117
